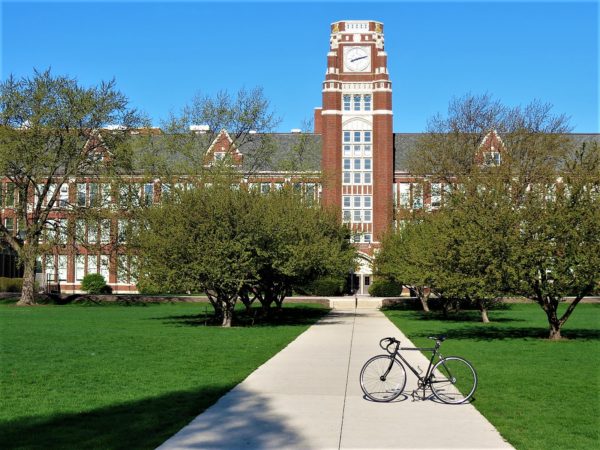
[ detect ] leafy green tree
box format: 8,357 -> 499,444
375,218 -> 443,312
135,184 -> 355,326
405,93 -> 598,335
512,142 -> 600,339
0,69 -> 141,306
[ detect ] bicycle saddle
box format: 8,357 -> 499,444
428,335 -> 447,341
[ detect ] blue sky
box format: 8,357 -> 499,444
2,1 -> 598,132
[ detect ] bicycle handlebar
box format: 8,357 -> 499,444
379,337 -> 399,353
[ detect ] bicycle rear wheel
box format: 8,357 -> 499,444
360,355 -> 407,402
430,356 -> 477,404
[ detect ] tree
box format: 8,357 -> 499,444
135,184 -> 355,327
0,70 -> 141,305
375,219 -> 442,312
405,93 -> 599,336
513,142 -> 600,339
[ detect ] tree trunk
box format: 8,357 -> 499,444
478,299 -> 490,323
221,304 -> 233,327
546,309 -> 562,340
17,255 -> 37,306
417,288 -> 430,312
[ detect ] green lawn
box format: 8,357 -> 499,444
0,302 -> 328,449
383,303 -> 600,450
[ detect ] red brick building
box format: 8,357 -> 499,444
2,20 -> 598,296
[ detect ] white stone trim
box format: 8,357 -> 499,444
373,110 -> 394,115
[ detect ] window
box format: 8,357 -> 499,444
364,196 -> 371,208
343,196 -> 351,208
117,219 -> 127,244
101,219 -> 111,244
364,131 -> 371,142
58,255 -> 68,282
353,173 -> 361,184
412,183 -> 423,209
75,220 -> 85,244
364,234 -> 372,244
399,183 -> 410,207
343,210 -> 351,222
353,95 -> 361,111
58,184 -> 69,207
261,183 -> 271,194
89,183 -> 100,206
88,222 -> 98,244
364,159 -> 372,170
353,145 -> 361,156
353,210 -> 361,222
364,145 -> 372,157
6,183 -> 15,207
484,152 -> 501,166
76,255 -> 85,282
364,95 -> 371,111
364,210 -> 372,222
4,218 -> 14,234
343,145 -> 351,156
45,256 -> 55,282
354,131 -> 361,142
343,172 -> 351,184
100,255 -> 110,281
144,183 -> 154,206
343,159 -> 351,170
431,183 -> 442,209
87,255 -> 98,274
364,173 -> 372,184
343,95 -> 351,111
343,131 -> 351,143
214,152 -> 225,161
353,196 -> 361,208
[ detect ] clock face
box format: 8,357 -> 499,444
344,46 -> 371,72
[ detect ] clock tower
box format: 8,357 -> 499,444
317,20 -> 393,254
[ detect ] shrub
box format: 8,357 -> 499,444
369,279 -> 403,297
0,277 -> 23,292
81,273 -> 109,295
295,276 -> 345,296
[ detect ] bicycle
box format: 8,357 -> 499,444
359,335 -> 477,404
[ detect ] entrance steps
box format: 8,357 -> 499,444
329,296 -> 382,309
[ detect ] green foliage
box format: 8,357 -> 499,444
81,273 -> 109,295
0,277 -> 23,292
135,184 -> 355,326
298,276 -> 345,296
0,69 -> 142,305
368,279 -> 403,297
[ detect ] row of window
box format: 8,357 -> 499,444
343,158 -> 372,171
343,94 -> 372,112
395,182 -> 444,209
343,144 -> 372,157
45,254 -> 137,284
343,195 -> 372,209
342,209 -> 372,223
343,172 -> 372,185
343,130 -> 371,143
351,233 -> 373,244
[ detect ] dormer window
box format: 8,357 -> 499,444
483,151 -> 501,166
214,152 -> 226,161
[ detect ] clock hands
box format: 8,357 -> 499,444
351,55 -> 368,62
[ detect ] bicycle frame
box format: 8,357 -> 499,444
384,340 -> 444,399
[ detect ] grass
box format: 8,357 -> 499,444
0,301 -> 329,449
382,303 -> 600,450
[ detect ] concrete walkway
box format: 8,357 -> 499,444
158,308 -> 513,449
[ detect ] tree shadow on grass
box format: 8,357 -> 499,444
0,384 -> 310,450
156,304 -> 330,328
388,310 -> 524,324
0,384 -> 235,450
410,326 -> 600,341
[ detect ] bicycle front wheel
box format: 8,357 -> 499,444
430,356 -> 477,404
360,355 -> 407,402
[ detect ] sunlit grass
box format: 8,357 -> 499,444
383,303 -> 600,450
0,302 -> 328,449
